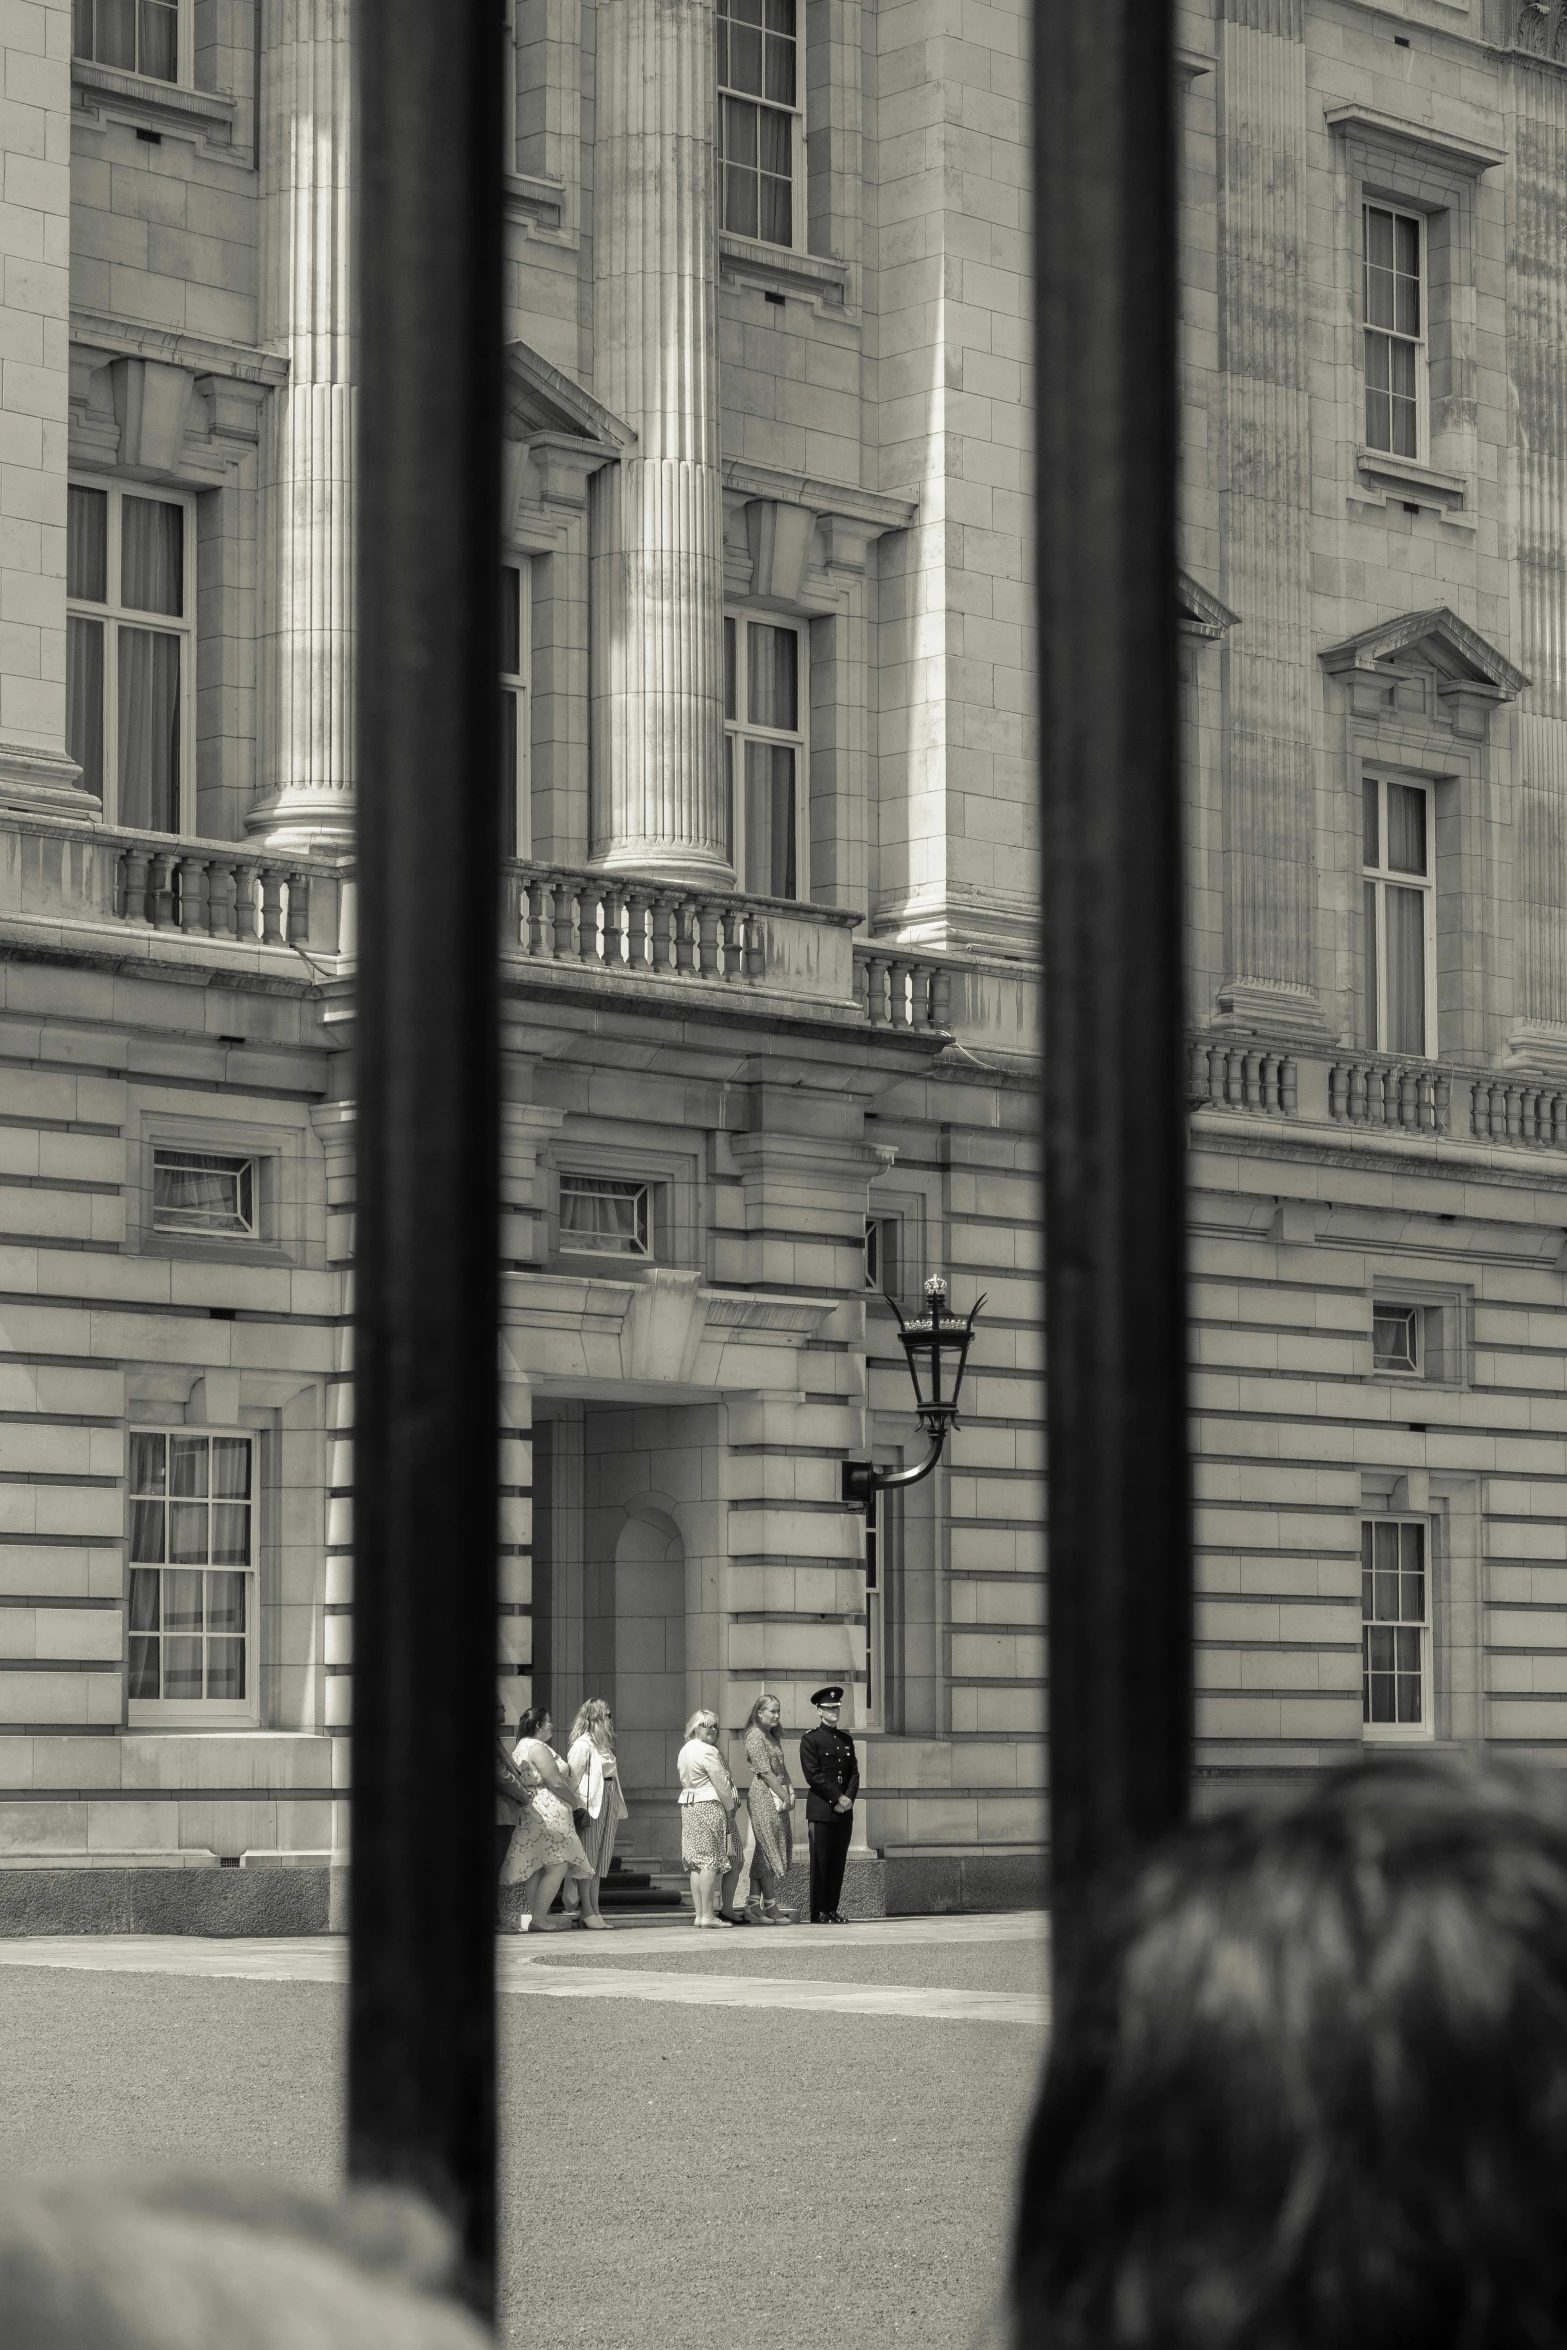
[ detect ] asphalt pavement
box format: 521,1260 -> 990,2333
0,1910 -> 1049,2349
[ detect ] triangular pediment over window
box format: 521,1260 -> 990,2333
502,341 -> 634,451
1177,570 -> 1239,639
1319,607 -> 1528,741
1319,607 -> 1527,696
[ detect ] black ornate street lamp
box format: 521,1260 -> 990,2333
843,1272 -> 986,1507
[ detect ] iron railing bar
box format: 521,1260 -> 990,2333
349,0 -> 504,2314
1032,0 -> 1191,1998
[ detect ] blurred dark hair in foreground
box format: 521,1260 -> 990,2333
1014,1755 -> 1567,2350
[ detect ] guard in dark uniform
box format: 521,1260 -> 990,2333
800,1684 -> 859,1923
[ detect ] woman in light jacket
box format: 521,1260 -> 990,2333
562,1696 -> 627,1930
676,1707 -> 746,1927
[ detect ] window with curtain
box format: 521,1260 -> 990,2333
1362,1517 -> 1431,1738
1363,202 -> 1425,460
500,561 -> 530,861
73,0 -> 180,82
128,1430 -> 255,1720
558,1175 -> 652,1257
152,1150 -> 256,1238
716,0 -> 801,249
67,481 -> 190,833
724,613 -> 807,900
1362,773 -> 1435,1057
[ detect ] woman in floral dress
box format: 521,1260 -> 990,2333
501,1705 -> 595,1931
744,1692 -> 796,1922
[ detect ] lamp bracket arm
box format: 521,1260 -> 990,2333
841,1429 -> 945,1509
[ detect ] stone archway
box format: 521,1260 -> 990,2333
608,1500 -> 686,1832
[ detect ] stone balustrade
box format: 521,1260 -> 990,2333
854,944 -> 952,1032
1189,1032 -> 1567,1155
502,860 -> 954,1032
1189,1039 -> 1299,1115
0,810 -> 350,958
505,862 -> 764,981
116,838 -> 337,949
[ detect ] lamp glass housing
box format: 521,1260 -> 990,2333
896,1273 -> 986,1438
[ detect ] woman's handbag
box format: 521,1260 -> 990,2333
572,1807 -> 590,1834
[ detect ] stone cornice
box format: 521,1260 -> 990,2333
1324,100 -> 1506,173
503,341 -> 635,449
1178,570 -> 1239,639
720,459 -> 916,537
71,310 -> 289,387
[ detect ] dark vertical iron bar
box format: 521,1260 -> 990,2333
1032,0 -> 1191,1993
350,0 -> 502,2313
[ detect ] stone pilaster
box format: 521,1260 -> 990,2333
252,0 -> 356,852
589,0 -> 728,881
0,0 -> 85,820
1214,0 -> 1324,1031
1508,54 -> 1567,1061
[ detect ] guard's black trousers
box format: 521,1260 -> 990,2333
808,1812 -> 854,1919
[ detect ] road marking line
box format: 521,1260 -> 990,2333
503,1960 -> 1047,2027
0,1933 -> 1049,2027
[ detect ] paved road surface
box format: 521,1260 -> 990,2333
0,1910 -> 1049,2349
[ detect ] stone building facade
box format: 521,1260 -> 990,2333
0,0 -> 1039,1922
1181,0 -> 1567,1797
1,0 -> 1565,1927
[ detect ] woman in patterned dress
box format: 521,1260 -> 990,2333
561,1696 -> 628,1930
501,1705 -> 595,1932
677,1707 -> 746,1927
743,1691 -> 796,1923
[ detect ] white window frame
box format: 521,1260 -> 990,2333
1361,1514 -> 1434,1745
865,1214 -> 901,1301
864,1481 -> 884,1732
1362,199 -> 1428,465
500,555 -> 531,861
72,0 -> 192,87
151,1147 -> 258,1240
724,610 -> 809,901
127,1425 -> 259,1728
1372,1299 -> 1421,1377
716,0 -> 806,254
67,475 -> 196,836
1362,772 -> 1437,1059
557,1172 -> 654,1260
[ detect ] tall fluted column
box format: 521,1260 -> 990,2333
590,0 -> 729,881
252,0 -> 356,852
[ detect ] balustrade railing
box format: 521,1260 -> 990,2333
505,863 -> 763,980
1189,1033 -> 1567,1155
114,839 -> 334,948
502,862 -> 954,1033
1465,1074 -> 1567,1147
1188,1039 -> 1297,1114
1327,1054 -> 1450,1134
854,945 -> 951,1032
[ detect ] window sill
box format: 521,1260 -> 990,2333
128,1704 -> 260,1729
1353,448 -> 1472,524
72,59 -> 240,150
140,1234 -> 293,1268
719,234 -> 853,308
1361,1724 -> 1436,1746
503,172 -> 568,233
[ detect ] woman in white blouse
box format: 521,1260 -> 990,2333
562,1696 -> 628,1930
676,1707 -> 746,1927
